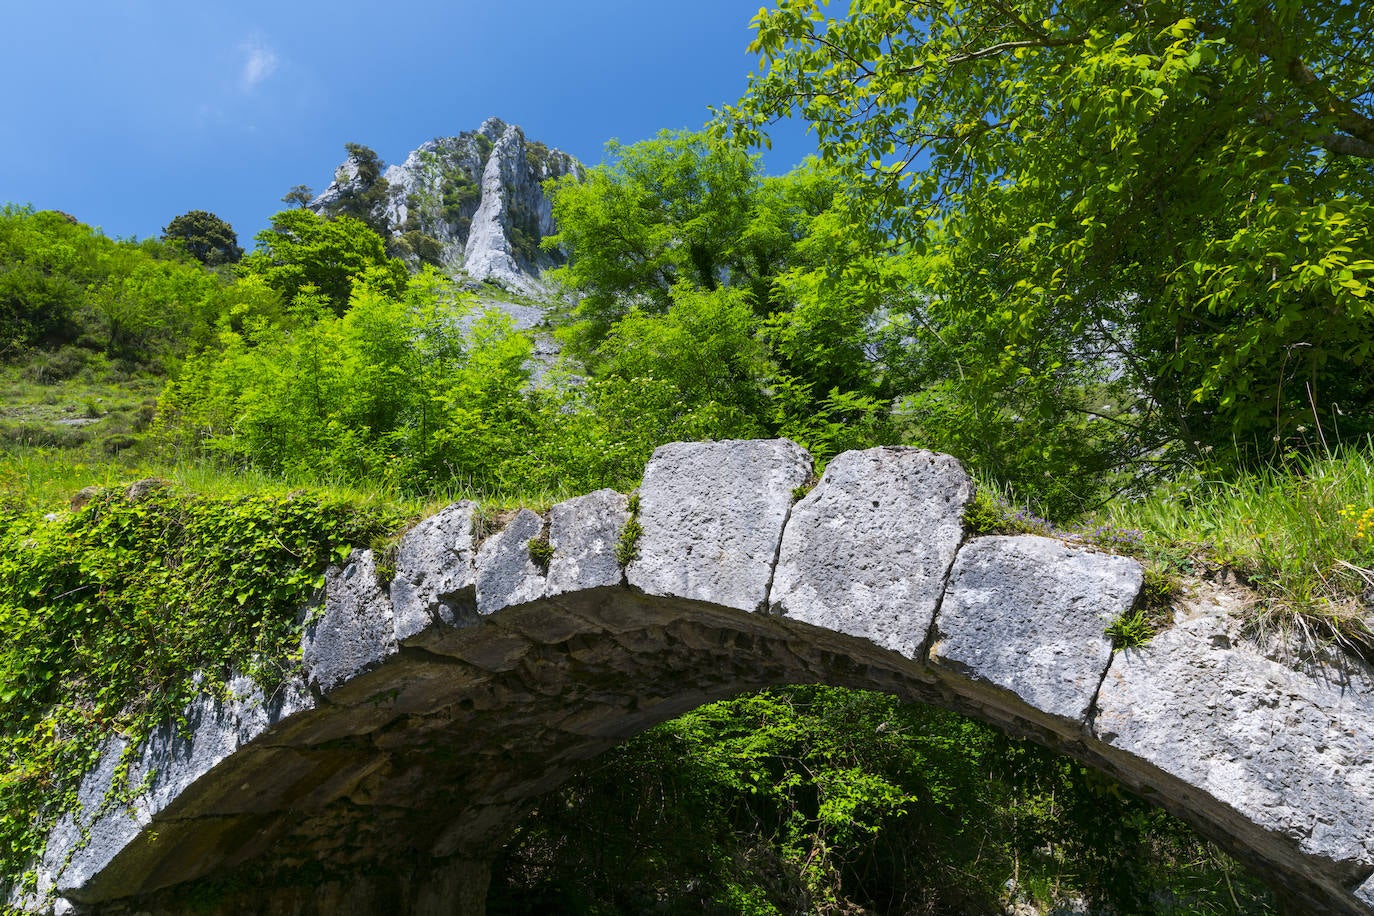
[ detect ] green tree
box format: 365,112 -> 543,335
317,143 -> 393,237
544,131 -> 761,348
281,185 -> 314,209
544,134 -> 898,463
490,687 -> 1273,914
0,205 -> 253,365
238,208 -> 407,314
0,207 -> 92,350
161,210 -> 243,266
725,0 -> 1374,488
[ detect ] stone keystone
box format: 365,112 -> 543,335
930,535 -> 1142,726
771,447 -> 971,658
627,439 -> 813,612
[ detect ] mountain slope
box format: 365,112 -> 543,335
311,117 -> 581,296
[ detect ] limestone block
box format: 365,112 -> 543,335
36,737 -> 130,905
771,447 -> 970,657
475,509 -> 547,615
545,489 -> 629,596
303,550 -> 397,694
930,535 -> 1141,725
1096,613 -> 1374,876
390,500 -> 479,643
628,439 -> 813,612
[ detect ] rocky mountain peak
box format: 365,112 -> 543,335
310,119 -> 581,295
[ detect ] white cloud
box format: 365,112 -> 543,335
239,38 -> 278,92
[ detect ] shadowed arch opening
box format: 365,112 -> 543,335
24,586 -> 1343,915
487,683 -> 1276,915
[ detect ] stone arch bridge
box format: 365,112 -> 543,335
12,441 -> 1374,914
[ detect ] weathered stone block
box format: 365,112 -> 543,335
771,447 -> 970,657
930,535 -> 1141,725
390,501 -> 479,644
1356,873 -> 1374,908
303,550 -> 397,694
51,675 -> 313,902
545,489 -> 629,596
475,509 -> 547,614
1095,613 -> 1374,878
37,736 -> 131,905
627,438 -> 812,612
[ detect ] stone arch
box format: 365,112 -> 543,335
13,441 -> 1374,915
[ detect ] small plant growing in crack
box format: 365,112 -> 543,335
1106,608 -> 1155,649
527,535 -> 553,572
1106,570 -> 1176,649
616,492 -> 643,566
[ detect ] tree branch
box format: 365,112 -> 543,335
945,34 -> 1083,66
1248,10 -> 1374,158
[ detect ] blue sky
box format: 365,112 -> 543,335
1,1 -> 814,244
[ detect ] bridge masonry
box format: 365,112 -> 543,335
9,439 -> 1374,915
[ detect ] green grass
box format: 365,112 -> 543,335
0,353 -> 162,460
1099,447 -> 1374,653
0,445 -> 590,526
1,343 -> 582,517
965,452 -> 1374,654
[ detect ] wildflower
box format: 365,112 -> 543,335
1341,505 -> 1374,540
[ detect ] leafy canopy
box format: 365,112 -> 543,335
493,686 -> 1273,913
543,131 -> 760,345
238,208 -> 407,315
0,205 -> 273,366
723,0 -> 1374,484
544,132 -> 901,453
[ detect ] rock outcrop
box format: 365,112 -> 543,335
11,441 -> 1374,915
311,117 -> 580,295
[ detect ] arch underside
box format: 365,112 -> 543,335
16,441 -> 1374,915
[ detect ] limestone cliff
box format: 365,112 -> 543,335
311,118 -> 581,295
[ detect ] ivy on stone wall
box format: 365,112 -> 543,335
0,487 -> 400,890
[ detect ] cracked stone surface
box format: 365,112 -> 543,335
302,550 -> 397,695
475,509 -> 547,615
39,676 -> 313,904
390,501 -> 479,644
627,439 -> 813,612
771,447 -> 970,657
1357,874 -> 1374,908
545,489 -> 629,596
1095,607 -> 1374,884
929,535 -> 1142,726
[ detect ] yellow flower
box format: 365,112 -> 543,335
1348,505 -> 1374,540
